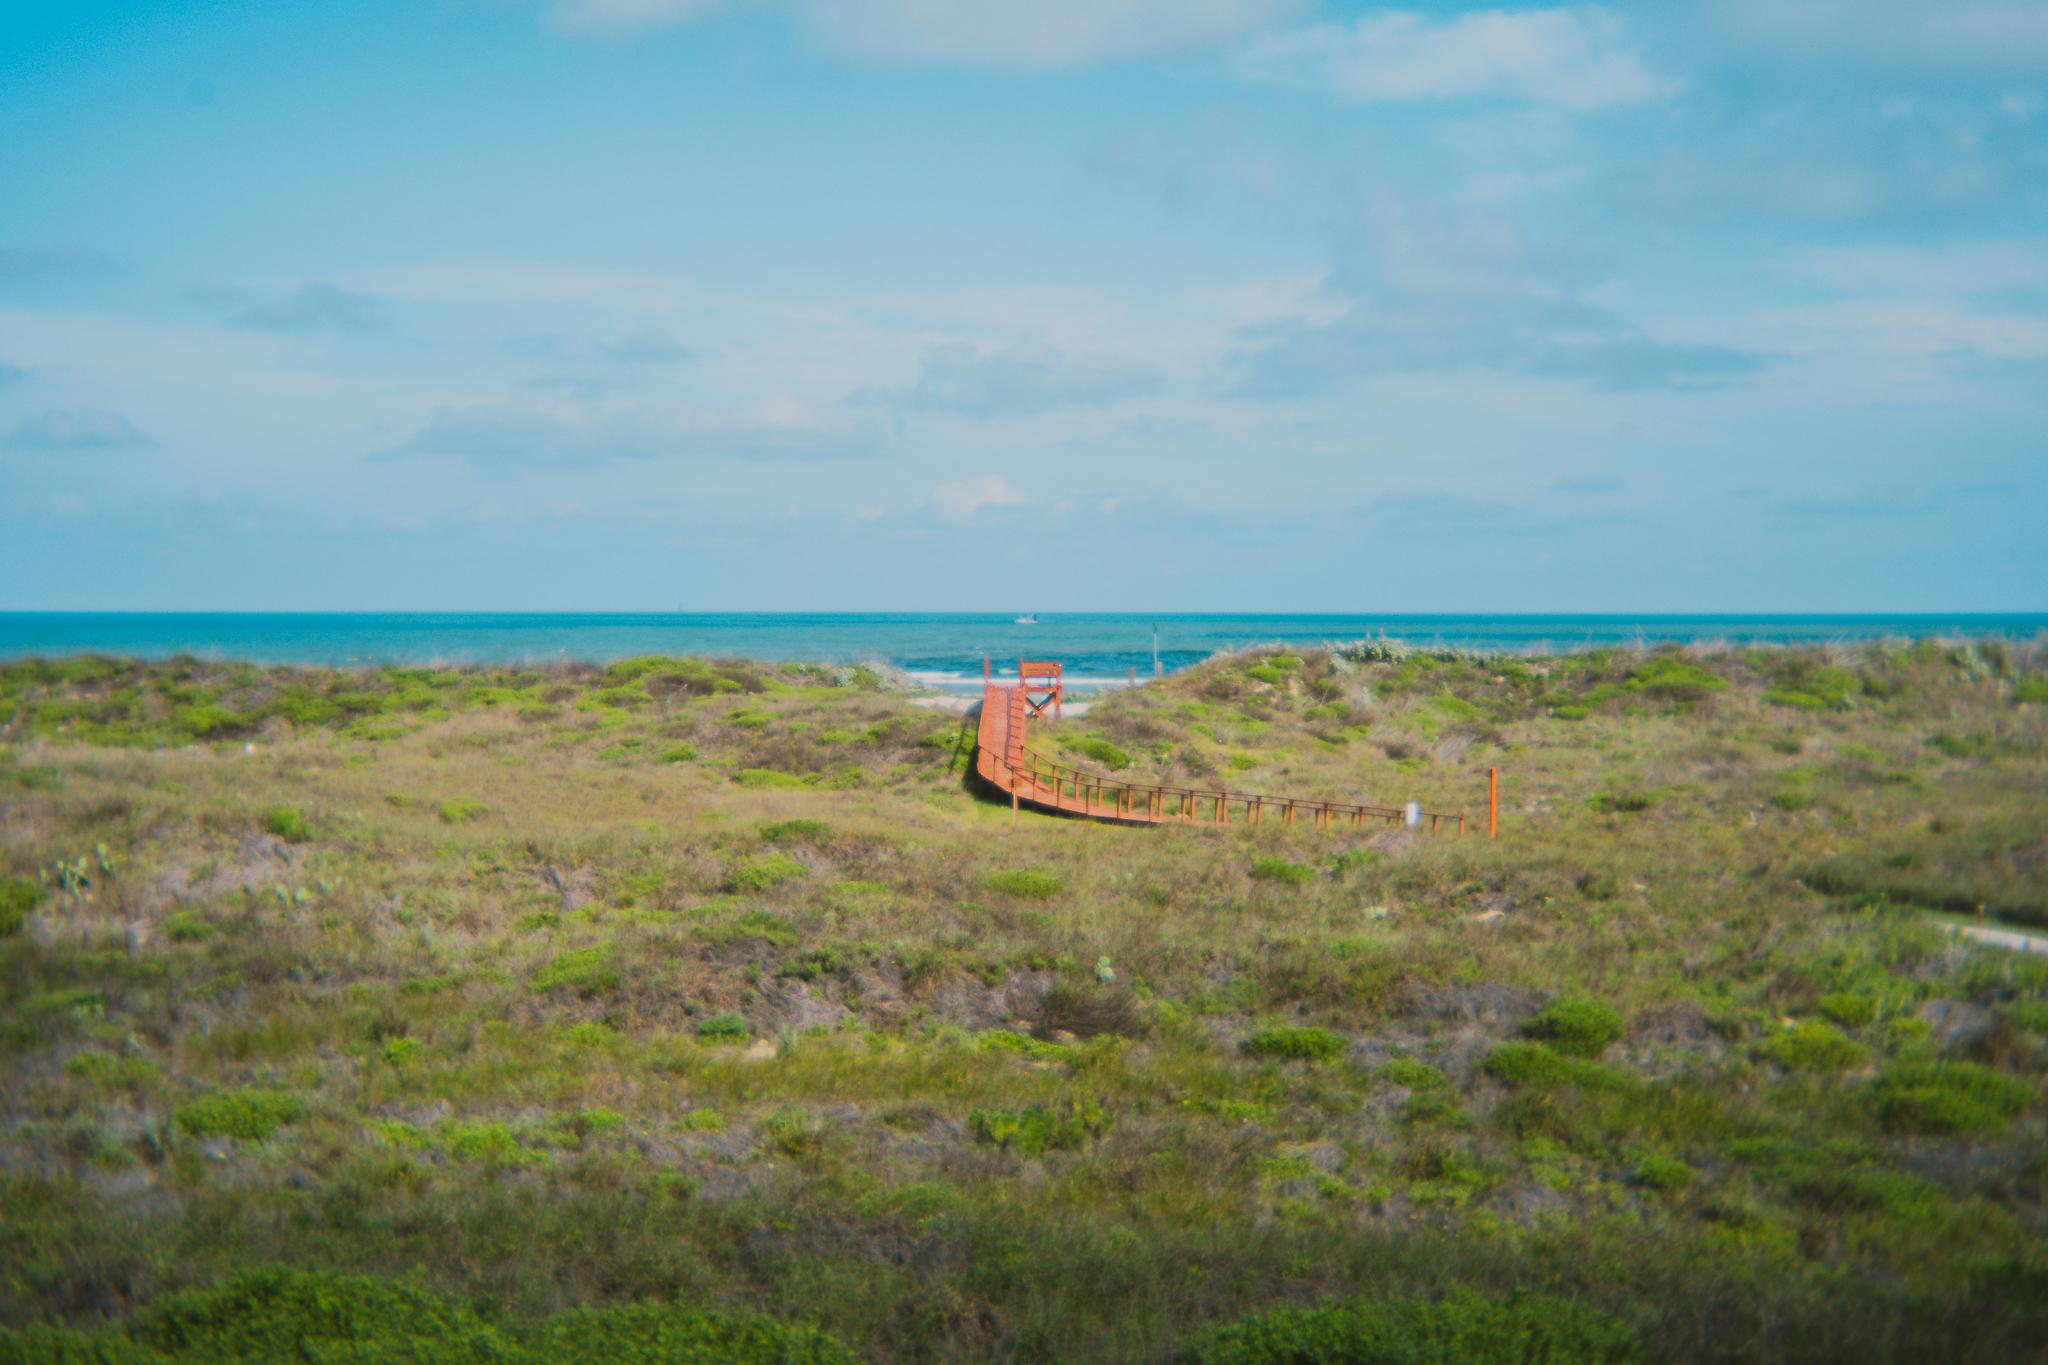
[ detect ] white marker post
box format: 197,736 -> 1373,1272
1404,801 -> 1421,828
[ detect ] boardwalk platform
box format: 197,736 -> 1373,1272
973,669 -> 1469,833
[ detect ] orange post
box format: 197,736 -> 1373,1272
1488,767 -> 1498,839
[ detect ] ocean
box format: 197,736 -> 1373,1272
2,612 -> 2042,693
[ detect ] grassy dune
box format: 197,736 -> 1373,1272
1,640 -> 2045,1361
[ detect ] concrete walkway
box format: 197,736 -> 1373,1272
1947,921 -> 2048,956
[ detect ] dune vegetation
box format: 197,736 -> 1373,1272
1,639 -> 2045,1361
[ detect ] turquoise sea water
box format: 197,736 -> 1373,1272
2,613 -> 2042,693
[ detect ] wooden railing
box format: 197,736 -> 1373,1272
975,671 -> 1469,833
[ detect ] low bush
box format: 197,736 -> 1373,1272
262,805 -> 311,843
437,797 -> 488,824
173,1088 -> 302,1141
1585,790 -> 1656,815
1184,1287 -> 1637,1364
160,911 -> 212,944
1483,1043 -> 1636,1094
1382,1057 -> 1447,1089
1763,1021 -> 1869,1072
1249,857 -> 1314,887
0,875 -> 38,935
983,868 -> 1062,899
1067,736 -> 1132,770
969,1100 -> 1111,1155
530,947 -> 617,997
1625,658 -> 1727,702
1874,1061 -> 2034,1135
728,852 -> 809,892
0,1267 -> 859,1364
1526,995 -> 1625,1058
1818,993 -> 1877,1028
440,1120 -> 542,1169
523,1300 -> 857,1363
1242,1025 -> 1345,1062
1631,1150 -> 1694,1192
66,1050 -> 159,1088
695,1012 -> 749,1043
760,818 -> 830,843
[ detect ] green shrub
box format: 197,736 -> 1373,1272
522,1301 -> 858,1363
1482,1043 -> 1636,1094
530,947 -> 617,997
1818,992 -> 1877,1027
18,1266 -> 863,1364
1763,1021 -> 1869,1072
0,874 -> 42,935
2011,1000 -> 2048,1034
1625,658 -> 1727,701
728,852 -> 809,892
174,703 -> 248,739
1765,667 -> 1859,711
968,1100 -> 1110,1155
440,1119 -> 543,1169
760,818 -> 829,842
1484,1042 -> 1571,1087
657,744 -> 697,763
1249,856 -> 1314,887
160,911 -> 213,944
173,1088 -> 302,1141
2014,676 -> 2048,704
1631,1150 -> 1694,1192
437,797 -> 488,824
1067,736 -> 1132,770
1242,1025 -> 1345,1062
125,1268 -> 505,1362
983,868 -> 1062,899
1526,995 -> 1624,1057
1875,1061 -> 2034,1135
262,805 -> 311,843
1184,1287 -> 1637,1364
979,1029 -> 1069,1061
1382,1057 -> 1446,1089
1585,790 -> 1656,815
729,768 -> 805,789
695,1012 -> 749,1043
67,1050 -> 158,1088
780,946 -> 843,981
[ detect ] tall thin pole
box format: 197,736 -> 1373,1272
1152,624 -> 1161,677
1489,767 -> 1498,839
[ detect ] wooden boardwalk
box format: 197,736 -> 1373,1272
973,671 -> 1470,833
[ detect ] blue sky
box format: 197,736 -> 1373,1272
1,0 -> 2044,611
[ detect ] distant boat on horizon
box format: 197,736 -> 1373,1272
1014,614 -> 1039,625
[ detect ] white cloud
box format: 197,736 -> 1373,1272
0,244 -> 114,278
548,0 -> 728,36
545,0 -> 1303,62
7,407 -> 156,451
885,341 -> 1160,417
230,281 -> 390,334
1720,0 -> 2048,77
1778,240 -> 2048,298
931,473 -> 1028,523
388,396 -> 877,468
804,0 -> 1302,66
1242,7 -> 1670,109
